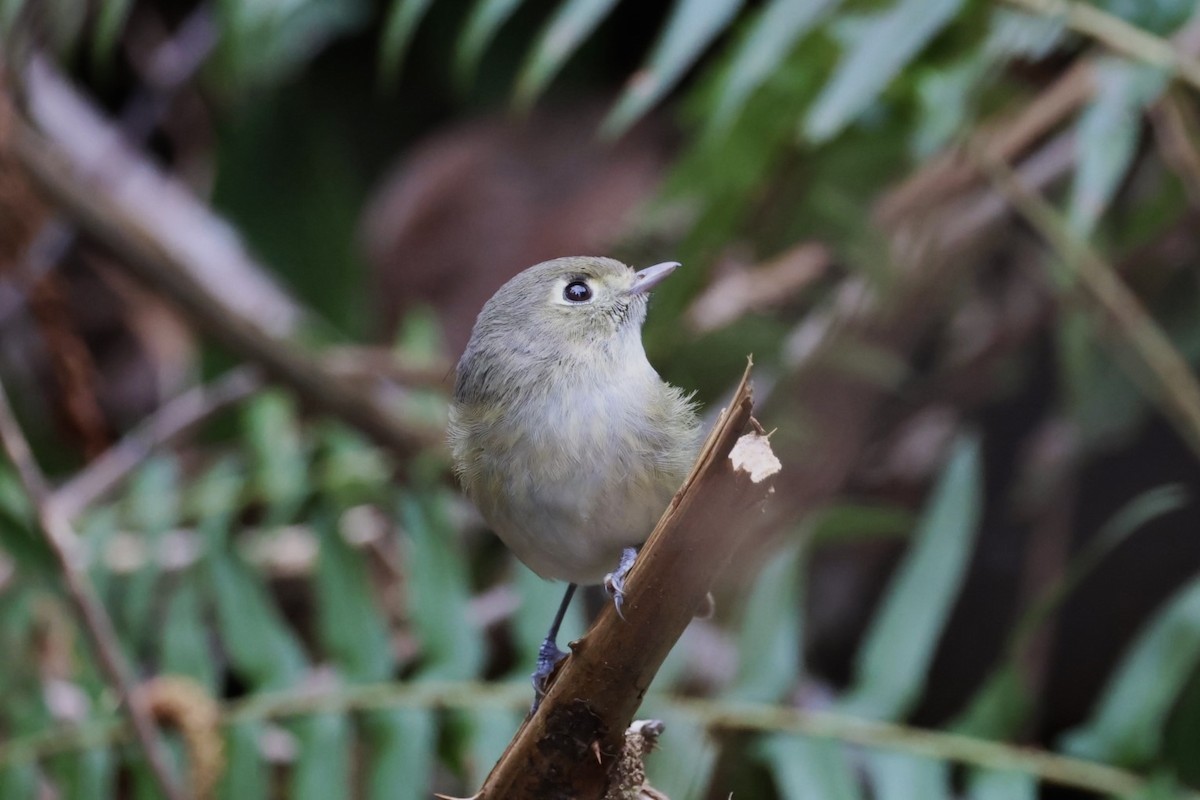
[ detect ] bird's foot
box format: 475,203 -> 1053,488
530,636 -> 569,713
604,546 -> 639,620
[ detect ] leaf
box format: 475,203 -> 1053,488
967,768 -> 1037,800
601,0 -> 746,139
315,426 -> 390,504
91,0 -> 132,65
363,708 -> 435,800
455,0 -> 525,87
0,588 -> 34,698
125,456 -> 180,538
1058,309 -> 1148,450
1008,484 -> 1189,657
839,435 -> 983,721
400,491 -> 483,680
25,0 -> 87,56
0,2 -> 29,41
120,458 -> 181,656
0,760 -> 38,798
808,501 -> 915,544
290,713 -> 351,800
511,564 -> 586,676
0,594 -> 47,739
1164,664 -> 1200,785
81,509 -> 119,598
462,707 -> 524,788
207,552 -> 308,691
313,507 -> 393,683
709,0 -> 840,134
866,751 -> 949,800
1060,572 -> 1200,767
215,0 -> 369,89
47,748 -> 116,800
758,736 -> 861,800
1091,484 -> 1189,553
804,0 -> 966,142
243,392 -> 308,525
728,538 -> 804,702
912,57 -> 987,158
128,740 -> 184,800
513,0 -> 622,109
1123,772 -> 1187,800
0,465 -> 30,521
379,0 -> 434,82
219,722 -> 268,798
953,665 -> 1033,740
160,577 -> 218,694
188,457 -> 245,548
1068,58 -> 1167,235
982,9 -> 1065,61
1093,0 -> 1196,36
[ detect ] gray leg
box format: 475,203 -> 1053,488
531,582 -> 577,712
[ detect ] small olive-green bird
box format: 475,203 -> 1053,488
449,256 -> 702,702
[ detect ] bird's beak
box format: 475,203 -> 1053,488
628,261 -> 681,296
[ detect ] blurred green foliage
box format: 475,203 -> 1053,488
4,0 -> 1200,797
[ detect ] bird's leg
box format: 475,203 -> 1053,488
531,582 -> 577,712
603,546 -> 639,620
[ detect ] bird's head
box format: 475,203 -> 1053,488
477,256 -> 677,350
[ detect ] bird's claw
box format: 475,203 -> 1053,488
530,636 -> 569,713
604,573 -> 627,620
604,546 -> 639,621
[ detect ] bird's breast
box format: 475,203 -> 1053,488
450,365 -> 684,583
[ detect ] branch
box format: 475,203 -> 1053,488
479,363 -> 779,798
759,13 -> 1200,559
51,345 -> 450,521
674,698 -> 1186,798
879,13 -> 1200,229
685,243 -> 831,334
52,365 -> 263,520
1001,0 -> 1200,91
876,59 -> 1094,228
1149,91 -> 1200,208
11,62 -> 439,460
4,680 -> 1190,799
972,145 -> 1200,461
0,377 -> 186,800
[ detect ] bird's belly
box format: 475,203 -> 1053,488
474,445 -> 677,585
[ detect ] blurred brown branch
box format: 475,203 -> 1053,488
877,60 -> 1092,227
479,364 -> 778,798
1149,91 -> 1200,208
52,365 -> 262,519
0,376 -> 186,800
52,347 -> 449,521
1001,0 -> 1200,90
974,144 -> 1200,460
677,696 -> 1189,798
760,12 -> 1200,544
686,242 -> 831,334
2,676 -> 1189,798
882,11 -> 1200,229
10,60 -> 441,461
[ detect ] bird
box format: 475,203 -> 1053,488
448,256 -> 702,705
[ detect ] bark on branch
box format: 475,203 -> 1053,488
477,363 -> 778,799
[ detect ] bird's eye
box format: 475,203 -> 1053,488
563,280 -> 592,303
